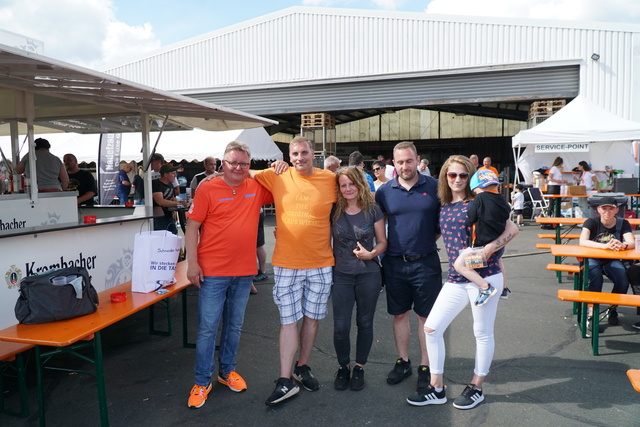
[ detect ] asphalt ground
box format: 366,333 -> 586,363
2,216 -> 639,426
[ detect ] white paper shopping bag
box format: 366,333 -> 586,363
131,230 -> 182,293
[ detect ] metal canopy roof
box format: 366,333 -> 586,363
0,44 -> 276,136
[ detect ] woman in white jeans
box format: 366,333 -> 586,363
406,155 -> 518,410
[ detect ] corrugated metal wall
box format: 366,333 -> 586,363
105,7 -> 640,118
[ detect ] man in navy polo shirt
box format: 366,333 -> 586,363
375,141 -> 442,395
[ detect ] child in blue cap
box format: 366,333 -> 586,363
454,169 -> 511,305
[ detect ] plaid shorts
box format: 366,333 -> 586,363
272,266 -> 333,324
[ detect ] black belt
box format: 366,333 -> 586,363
394,254 -> 428,263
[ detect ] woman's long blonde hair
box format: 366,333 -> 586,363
437,155 -> 476,205
333,167 -> 375,222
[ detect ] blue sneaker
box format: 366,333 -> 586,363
475,285 -> 498,307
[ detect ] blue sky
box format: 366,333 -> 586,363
111,1 -> 430,47
0,0 -> 638,69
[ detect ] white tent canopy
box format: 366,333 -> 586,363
512,96 -> 640,184
0,127 -> 283,164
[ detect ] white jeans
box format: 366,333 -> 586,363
424,273 -> 503,377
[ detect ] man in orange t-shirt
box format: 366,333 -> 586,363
185,141 -> 273,409
254,136 -> 337,406
478,157 -> 499,177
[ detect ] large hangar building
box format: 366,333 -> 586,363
103,6 -> 640,173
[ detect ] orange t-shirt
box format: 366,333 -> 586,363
186,177 -> 273,277
478,165 -> 499,177
254,168 -> 337,269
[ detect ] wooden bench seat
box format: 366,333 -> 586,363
558,290 -> 640,306
0,342 -> 33,362
0,342 -> 33,417
546,263 -> 581,274
557,290 -> 640,355
627,369 -> 640,393
548,264 -> 583,314
536,243 -> 552,249
538,233 -> 581,240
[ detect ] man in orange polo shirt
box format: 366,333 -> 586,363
254,136 -> 337,405
185,141 -> 273,409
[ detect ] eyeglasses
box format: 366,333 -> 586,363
224,160 -> 251,169
446,172 -> 470,180
372,167 -> 381,172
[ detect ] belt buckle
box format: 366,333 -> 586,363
402,255 -> 417,262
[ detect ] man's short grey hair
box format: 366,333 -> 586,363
324,155 -> 341,168
224,140 -> 251,160
420,159 -> 429,166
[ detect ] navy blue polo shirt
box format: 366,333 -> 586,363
375,174 -> 440,256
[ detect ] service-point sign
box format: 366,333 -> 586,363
534,143 -> 590,153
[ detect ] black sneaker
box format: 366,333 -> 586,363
264,377 -> 299,406
254,270 -> 268,282
387,358 -> 412,385
293,362 -> 320,391
633,322 -> 640,330
608,308 -> 619,326
416,365 -> 430,391
452,384 -> 484,409
406,385 -> 447,406
350,366 -> 365,391
334,365 -> 350,390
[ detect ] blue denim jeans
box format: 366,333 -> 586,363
194,275 -> 252,386
116,191 -> 128,205
587,258 -> 629,294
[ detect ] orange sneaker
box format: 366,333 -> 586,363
188,383 -> 212,408
217,371 -> 247,392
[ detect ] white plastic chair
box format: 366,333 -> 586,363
527,187 -> 549,219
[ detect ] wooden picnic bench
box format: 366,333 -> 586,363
0,260 -> 193,426
627,369 -> 640,393
557,289 -> 640,355
0,342 -> 34,417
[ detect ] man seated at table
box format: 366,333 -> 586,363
579,196 -> 634,329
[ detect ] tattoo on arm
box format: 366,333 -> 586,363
493,231 -> 517,250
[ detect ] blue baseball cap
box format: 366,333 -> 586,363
470,169 -> 499,191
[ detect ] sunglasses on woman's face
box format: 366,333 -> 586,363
372,167 -> 382,172
446,172 -> 469,180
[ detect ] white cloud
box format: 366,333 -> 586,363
425,0 -> 640,23
101,21 -> 160,68
0,0 -> 162,69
